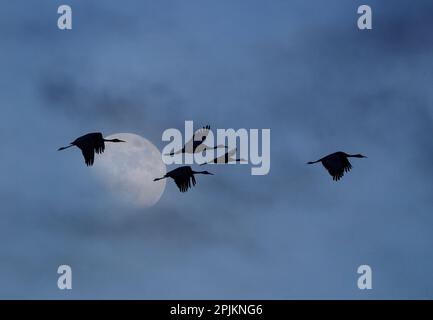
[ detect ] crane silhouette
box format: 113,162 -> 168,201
58,132 -> 125,166
164,125 -> 227,156
307,151 -> 367,181
153,166 -> 213,193
200,148 -> 247,165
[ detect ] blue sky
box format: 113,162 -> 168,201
1,0 -> 433,299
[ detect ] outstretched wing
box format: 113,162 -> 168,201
213,148 -> 237,164
193,125 -> 210,142
226,148 -> 237,160
93,133 -> 105,155
170,167 -> 197,192
80,146 -> 95,166
183,125 -> 211,152
322,156 -> 352,181
173,175 -> 196,192
227,148 -> 237,157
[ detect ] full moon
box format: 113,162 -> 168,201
93,133 -> 166,208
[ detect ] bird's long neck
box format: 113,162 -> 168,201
346,154 -> 363,158
204,145 -> 226,150
192,170 -> 208,174
58,144 -> 74,151
154,175 -> 167,181
214,145 -> 227,149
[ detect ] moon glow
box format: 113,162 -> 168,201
93,133 -> 166,208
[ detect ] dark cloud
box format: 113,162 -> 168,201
38,72 -> 184,131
